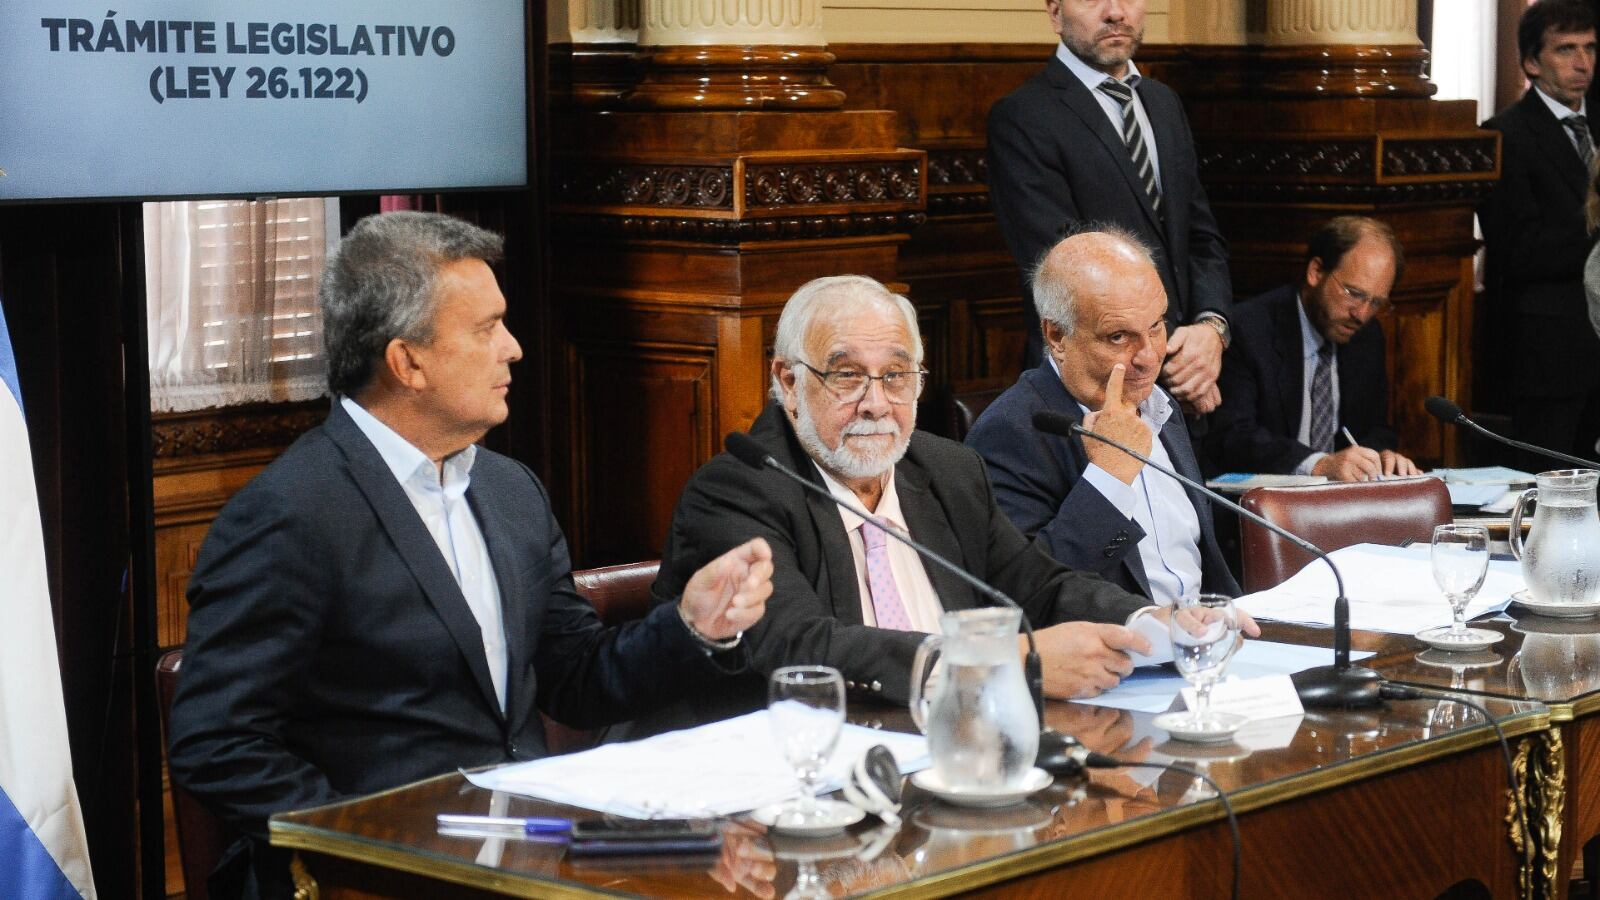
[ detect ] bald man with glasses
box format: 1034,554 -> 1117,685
1208,216 -> 1420,481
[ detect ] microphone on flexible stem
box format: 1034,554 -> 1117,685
1425,396 -> 1600,469
723,431 -> 1088,775
1030,411 -> 1385,709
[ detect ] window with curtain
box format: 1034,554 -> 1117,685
144,197 -> 338,413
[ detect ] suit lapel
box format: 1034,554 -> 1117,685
1140,83 -> 1185,249
466,484 -> 528,727
894,461 -> 977,612
1047,57 -> 1163,234
1521,90 -> 1589,201
326,408 -> 506,721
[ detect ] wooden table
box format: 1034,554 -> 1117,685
271,691 -> 1547,899
1330,612 -> 1600,899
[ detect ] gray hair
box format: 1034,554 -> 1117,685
320,211 -> 504,397
768,275 -> 924,402
1030,224 -> 1157,335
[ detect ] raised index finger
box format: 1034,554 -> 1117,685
1104,363 -> 1127,411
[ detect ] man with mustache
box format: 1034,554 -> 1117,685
987,0 -> 1232,417
1207,216 -> 1420,481
653,275 -> 1165,723
967,229 -> 1243,604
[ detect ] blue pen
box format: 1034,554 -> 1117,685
436,814 -> 572,835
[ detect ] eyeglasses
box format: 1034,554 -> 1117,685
1327,272 -> 1390,313
793,361 -> 928,405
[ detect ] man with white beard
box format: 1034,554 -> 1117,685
652,275 -> 1161,723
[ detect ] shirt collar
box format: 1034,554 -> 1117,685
811,461 -> 905,535
1534,84 -> 1588,122
1047,354 -> 1174,426
340,396 -> 477,496
1056,41 -> 1142,94
1294,291 -> 1328,358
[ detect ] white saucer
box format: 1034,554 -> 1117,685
1414,625 -> 1505,652
909,767 -> 1053,809
1152,711 -> 1248,743
1511,589 -> 1600,619
749,799 -> 864,837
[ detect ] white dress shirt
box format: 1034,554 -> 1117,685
1292,295 -> 1339,476
1056,42 -> 1163,189
1534,85 -> 1590,159
341,396 -> 509,711
813,463 -> 944,633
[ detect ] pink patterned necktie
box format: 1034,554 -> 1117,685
860,520 -> 913,630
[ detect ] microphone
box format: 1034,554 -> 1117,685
723,431 -> 1088,774
1030,410 -> 1384,709
1425,395 -> 1600,469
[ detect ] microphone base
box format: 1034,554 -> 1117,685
1036,727 -> 1085,776
1293,665 -> 1385,709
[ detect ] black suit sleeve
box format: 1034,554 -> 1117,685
1209,327 -> 1316,475
987,94 -> 1082,280
167,483 -> 343,840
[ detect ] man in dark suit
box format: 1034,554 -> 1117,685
1479,0 -> 1600,465
988,0 -> 1232,414
652,274 -> 1165,724
167,212 -> 773,898
967,229 -> 1239,603
1207,216 -> 1420,481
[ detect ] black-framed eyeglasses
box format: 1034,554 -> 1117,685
1327,272 -> 1390,313
793,360 -> 928,405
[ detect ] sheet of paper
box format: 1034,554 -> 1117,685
1076,640 -> 1375,713
1180,674 -> 1303,720
1206,473 -> 1328,493
1236,543 -> 1523,635
1430,466 -> 1538,485
1447,481 -> 1512,507
466,711 -> 929,819
1481,490 -> 1522,515
1127,611 -> 1174,667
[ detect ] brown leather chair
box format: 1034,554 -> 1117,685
947,377 -> 1012,441
543,560 -> 663,754
1239,477 -> 1453,592
156,650 -> 231,900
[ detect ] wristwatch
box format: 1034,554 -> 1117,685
678,603 -> 742,654
1195,313 -> 1230,350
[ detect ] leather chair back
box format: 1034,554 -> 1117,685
543,560 -> 662,754
156,650 -> 231,900
947,378 -> 1011,441
1239,478 -> 1453,592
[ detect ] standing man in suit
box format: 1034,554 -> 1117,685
1480,0 -> 1600,466
653,274 -> 1181,725
988,0 -> 1233,415
168,212 -> 774,897
1207,216 -> 1420,481
967,228 -> 1239,604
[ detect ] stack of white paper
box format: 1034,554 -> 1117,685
1236,542 -> 1523,634
466,711 -> 929,818
1080,640 -> 1374,713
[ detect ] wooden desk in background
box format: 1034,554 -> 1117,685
271,688 -> 1546,899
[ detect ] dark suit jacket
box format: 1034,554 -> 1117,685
168,404 -> 734,850
987,53 -> 1233,361
965,363 -> 1238,600
1206,285 -> 1397,475
651,403 -> 1147,720
1479,89 -> 1600,400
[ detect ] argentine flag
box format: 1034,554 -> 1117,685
0,298 -> 96,899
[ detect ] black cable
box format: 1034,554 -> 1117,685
1378,683 -> 1528,852
1083,754 -> 1240,900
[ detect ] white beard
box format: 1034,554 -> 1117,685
793,395 -> 913,480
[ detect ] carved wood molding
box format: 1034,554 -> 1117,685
558,165 -> 735,209
555,155 -> 924,218
625,45 -> 844,110
553,210 -> 926,243
744,161 -> 919,207
1199,135 -> 1496,182
152,402 -> 324,461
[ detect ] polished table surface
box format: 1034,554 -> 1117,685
272,670 -> 1547,899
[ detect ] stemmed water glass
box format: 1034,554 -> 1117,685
1417,523 -> 1497,650
1156,593 -> 1245,740
768,665 -> 846,827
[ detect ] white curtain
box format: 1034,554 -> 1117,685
1430,0 -> 1498,123
144,197 -> 338,412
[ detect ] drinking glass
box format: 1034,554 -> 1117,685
1169,594 -> 1243,730
1432,524 -> 1490,641
768,665 -> 846,826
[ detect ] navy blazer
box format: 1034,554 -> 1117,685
988,53 -> 1233,362
651,402 -> 1148,722
168,403 -> 733,844
966,363 -> 1238,601
1206,285 -> 1397,475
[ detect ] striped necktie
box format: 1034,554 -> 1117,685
1097,78 -> 1162,218
1565,115 -> 1595,170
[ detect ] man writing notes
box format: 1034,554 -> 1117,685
168,212 -> 774,898
987,0 -> 1232,415
1480,0 -> 1600,466
654,274 -> 1181,726
1207,216 -> 1420,481
967,229 -> 1241,604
